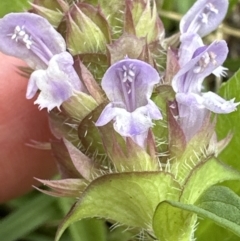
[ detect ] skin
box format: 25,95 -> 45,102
0,52 -> 57,203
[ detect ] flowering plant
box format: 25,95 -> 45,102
1,0 -> 240,240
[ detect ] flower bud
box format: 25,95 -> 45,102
125,0 -> 164,43
66,3 -> 110,55
31,0 -> 68,27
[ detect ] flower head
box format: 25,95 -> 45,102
0,12 -> 66,69
95,58 -> 162,147
180,0 -> 228,37
172,40 -> 239,140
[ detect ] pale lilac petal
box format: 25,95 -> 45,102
96,100 -> 162,137
202,91 -> 240,113
179,33 -> 203,66
172,40 -> 228,93
177,102 -> 208,142
176,92 -> 204,109
180,0 -> 228,37
101,58 -> 160,112
113,107 -> 153,148
113,108 -> 153,137
29,69 -> 74,111
212,66 -> 228,77
46,52 -> 85,91
27,52 -> 82,111
190,41 -> 228,79
95,103 -> 118,126
147,99 -> 163,120
0,12 -> 66,69
131,131 -> 148,149
175,93 -> 208,141
26,75 -> 39,99
96,104 -> 153,137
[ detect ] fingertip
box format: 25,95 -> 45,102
0,53 -> 57,203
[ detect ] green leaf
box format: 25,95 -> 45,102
70,219 -> 107,241
176,0 -> 196,14
23,233 -> 54,241
196,219 -> 240,241
180,157 -> 240,204
216,68 -> 240,170
57,198 -> 107,241
228,0 -> 240,14
0,194 -> 58,241
55,172 -> 181,241
162,186 -> 240,237
224,58 -> 240,73
157,0 -> 176,30
153,201 -> 196,241
0,0 -> 31,17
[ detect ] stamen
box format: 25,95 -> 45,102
193,52 -> 210,73
202,53 -> 210,66
129,69 -> 135,77
23,34 -> 33,49
10,25 -> 33,49
194,50 -> 219,74
128,76 -> 134,82
193,66 -> 202,74
19,30 -> 26,37
197,3 -> 219,26
119,63 -> 137,112
122,66 -> 135,82
122,65 -> 127,71
8,25 -> 54,65
206,3 -> 218,14
200,13 -> 208,23
209,51 -> 217,65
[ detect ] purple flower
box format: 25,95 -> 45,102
0,12 -> 66,69
26,52 -> 85,111
180,0 -> 228,37
0,12 -> 84,111
95,58 -> 162,147
172,40 -> 239,140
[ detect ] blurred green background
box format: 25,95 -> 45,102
1,0 -> 240,240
